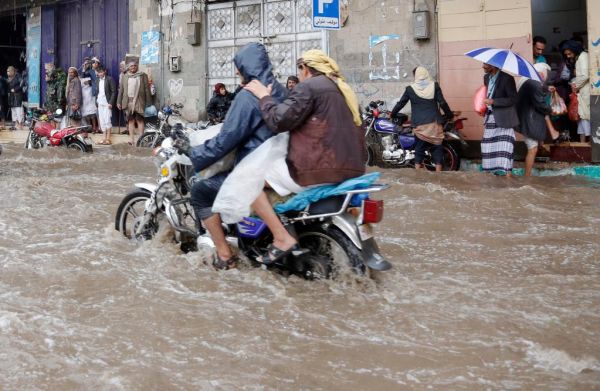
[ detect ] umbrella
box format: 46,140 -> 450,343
464,47 -> 541,82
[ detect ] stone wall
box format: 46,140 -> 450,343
329,0 -> 438,114
129,0 -> 207,122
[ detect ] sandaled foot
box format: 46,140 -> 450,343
213,255 -> 238,270
260,243 -> 307,266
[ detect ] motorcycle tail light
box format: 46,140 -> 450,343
454,119 -> 464,130
372,109 -> 380,118
362,199 -> 383,224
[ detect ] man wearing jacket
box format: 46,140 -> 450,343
175,42 -> 287,270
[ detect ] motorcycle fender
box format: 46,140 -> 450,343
361,238 -> 392,271
134,183 -> 158,193
331,214 -> 363,250
331,214 -> 392,271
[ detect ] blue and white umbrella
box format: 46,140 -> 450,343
464,47 -> 541,82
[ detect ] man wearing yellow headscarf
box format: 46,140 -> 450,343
243,49 -> 365,265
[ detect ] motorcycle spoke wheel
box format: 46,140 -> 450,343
115,189 -> 156,240
298,226 -> 366,278
67,141 -> 86,152
137,132 -> 159,148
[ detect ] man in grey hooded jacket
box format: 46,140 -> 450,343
175,43 -> 287,270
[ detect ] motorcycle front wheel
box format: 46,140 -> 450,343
137,132 -> 163,148
115,189 -> 157,240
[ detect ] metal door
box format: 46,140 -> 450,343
207,0 -> 326,95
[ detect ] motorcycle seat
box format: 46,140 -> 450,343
306,195 -> 345,215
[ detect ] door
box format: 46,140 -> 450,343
438,0 -> 532,139
206,0 -> 326,97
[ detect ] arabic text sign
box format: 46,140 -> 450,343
312,0 -> 340,30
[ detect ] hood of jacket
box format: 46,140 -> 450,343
234,43 -> 276,86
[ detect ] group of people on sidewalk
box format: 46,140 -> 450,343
2,56 -> 155,147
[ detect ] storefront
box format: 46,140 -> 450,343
437,0 -> 599,162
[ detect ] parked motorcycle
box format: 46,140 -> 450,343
137,103 -> 210,148
24,109 -> 93,152
115,129 -> 392,279
364,100 -> 466,171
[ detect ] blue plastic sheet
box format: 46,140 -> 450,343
274,172 -> 381,213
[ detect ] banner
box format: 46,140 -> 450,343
27,25 -> 41,107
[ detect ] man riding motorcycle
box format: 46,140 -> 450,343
173,43 -> 287,270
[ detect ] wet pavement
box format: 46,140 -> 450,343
0,143 -> 599,389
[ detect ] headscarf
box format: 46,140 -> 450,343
411,66 -> 435,99
517,62 -> 551,91
214,83 -> 225,94
560,40 -> 584,56
65,67 -> 78,96
300,50 -> 362,126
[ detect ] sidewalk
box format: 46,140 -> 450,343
0,128 -> 133,146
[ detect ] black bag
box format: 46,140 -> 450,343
69,109 -> 81,120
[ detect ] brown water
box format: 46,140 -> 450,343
0,144 -> 599,390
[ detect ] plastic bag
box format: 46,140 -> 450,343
568,92 -> 580,122
550,91 -> 567,116
187,123 -> 235,180
212,132 -> 289,224
473,85 -> 487,116
144,105 -> 157,117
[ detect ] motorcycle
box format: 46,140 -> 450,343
137,103 -> 210,148
364,100 -> 466,171
115,129 -> 392,279
24,109 -> 93,153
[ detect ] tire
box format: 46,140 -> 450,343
137,132 -> 163,148
298,225 -> 366,277
365,146 -> 375,166
114,189 -> 156,240
423,143 -> 460,171
67,140 -> 87,152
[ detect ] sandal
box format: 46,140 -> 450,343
213,255 -> 238,270
260,243 -> 307,266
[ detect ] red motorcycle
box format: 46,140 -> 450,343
24,109 -> 93,152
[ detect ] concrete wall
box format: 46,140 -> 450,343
129,0 -> 207,122
329,0 -> 438,114
437,0 -> 532,140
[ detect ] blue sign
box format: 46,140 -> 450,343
312,0 -> 340,29
27,25 -> 41,107
141,30 -> 160,65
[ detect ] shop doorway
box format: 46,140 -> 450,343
0,10 -> 27,75
531,0 -> 588,142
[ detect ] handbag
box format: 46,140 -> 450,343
473,85 -> 487,116
144,105 -> 158,117
567,92 -> 580,122
550,91 -> 567,116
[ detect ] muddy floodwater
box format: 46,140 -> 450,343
0,144 -> 599,390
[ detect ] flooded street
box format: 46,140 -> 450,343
0,144 -> 599,389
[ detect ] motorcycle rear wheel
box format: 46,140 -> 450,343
423,143 -> 460,171
66,140 -> 87,152
115,189 -> 156,240
298,225 -> 366,277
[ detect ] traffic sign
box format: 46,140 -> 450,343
312,0 -> 341,30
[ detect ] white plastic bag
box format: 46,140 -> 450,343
188,123 -> 236,179
212,132 -> 289,224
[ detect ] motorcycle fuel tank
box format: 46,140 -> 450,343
373,119 -> 398,134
